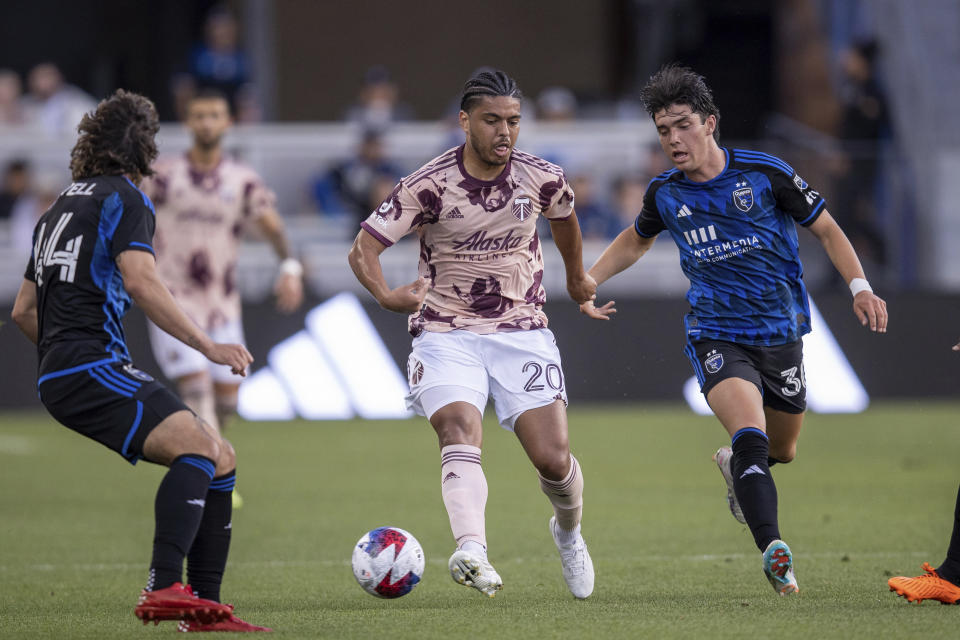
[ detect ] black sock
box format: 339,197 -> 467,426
937,484 -> 960,586
731,428 -> 780,551
187,470 -> 235,602
767,457 -> 779,467
147,455 -> 215,591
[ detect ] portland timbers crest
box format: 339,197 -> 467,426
732,181 -> 753,212
513,196 -> 532,221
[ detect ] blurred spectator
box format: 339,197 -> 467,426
0,69 -> 24,125
569,173 -> 614,240
608,174 -> 648,237
20,63 -> 96,136
0,160 -> 60,254
172,6 -> 258,122
833,39 -> 890,270
311,129 -> 404,225
344,65 -> 414,129
536,86 -> 578,122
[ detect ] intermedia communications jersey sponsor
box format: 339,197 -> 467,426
361,145 -> 575,336
635,148 -> 826,346
140,154 -> 276,331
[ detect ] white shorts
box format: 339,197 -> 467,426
148,318 -> 246,384
405,329 -> 569,430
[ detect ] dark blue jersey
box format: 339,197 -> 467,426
24,175 -> 156,376
635,148 -> 825,346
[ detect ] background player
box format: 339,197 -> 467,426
348,69 -> 596,599
140,88 -> 303,439
579,64 -> 887,596
887,336 -> 960,605
10,89 -> 269,631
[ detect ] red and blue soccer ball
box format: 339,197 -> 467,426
351,527 -> 425,598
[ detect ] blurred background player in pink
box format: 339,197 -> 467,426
141,89 -> 303,501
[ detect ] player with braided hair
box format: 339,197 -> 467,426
350,69 -> 596,599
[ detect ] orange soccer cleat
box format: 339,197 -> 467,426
134,582 -> 234,625
888,562 -> 960,604
177,614 -> 273,632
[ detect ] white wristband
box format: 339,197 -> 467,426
279,258 -> 303,277
849,277 -> 872,297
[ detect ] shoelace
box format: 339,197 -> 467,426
561,544 -> 586,576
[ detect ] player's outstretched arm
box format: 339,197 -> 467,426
256,207 -> 304,313
117,249 -> 253,375
11,279 -> 39,344
807,210 -> 888,333
548,211 -> 596,304
579,228 -> 656,320
348,229 -> 429,313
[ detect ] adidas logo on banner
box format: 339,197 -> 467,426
677,204 -> 693,218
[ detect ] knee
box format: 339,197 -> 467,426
769,444 -> 796,464
534,443 -> 572,481
432,413 -> 481,448
215,438 -> 236,475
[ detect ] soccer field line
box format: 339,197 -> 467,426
0,551 -> 929,573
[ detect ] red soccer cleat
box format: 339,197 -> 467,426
177,614 -> 273,632
134,582 -> 234,625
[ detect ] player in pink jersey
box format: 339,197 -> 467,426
141,90 -> 303,442
349,70 -> 597,599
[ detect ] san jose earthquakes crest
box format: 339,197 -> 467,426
512,196 -> 532,221
704,349 -> 724,374
732,181 -> 753,212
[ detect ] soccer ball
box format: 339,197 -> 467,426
351,527 -> 425,598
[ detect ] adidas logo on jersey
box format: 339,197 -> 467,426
739,465 -> 766,479
445,207 -> 464,219
677,204 -> 693,218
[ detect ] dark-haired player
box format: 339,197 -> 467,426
10,89 -> 269,631
140,89 -> 302,441
579,64 -> 887,596
349,69 -> 596,599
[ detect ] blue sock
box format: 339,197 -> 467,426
187,470 -> 235,602
731,428 -> 780,551
148,454 -> 215,591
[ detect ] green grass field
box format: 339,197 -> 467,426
1,402 -> 959,639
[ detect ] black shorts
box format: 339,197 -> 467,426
38,358 -> 190,464
685,338 -> 806,414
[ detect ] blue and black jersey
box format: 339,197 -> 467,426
24,175 -> 156,377
635,148 -> 825,346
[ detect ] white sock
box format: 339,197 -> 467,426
440,444 -> 488,550
460,539 -> 487,558
553,521 -> 581,547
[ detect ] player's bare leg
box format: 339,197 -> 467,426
213,381 -> 240,433
431,402 -> 502,597
515,400 -> 593,598
764,407 -> 804,464
707,378 -> 798,595
176,372 -> 219,431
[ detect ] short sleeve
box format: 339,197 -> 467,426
111,190 -> 156,258
634,187 -> 665,238
542,173 -> 575,220
360,181 -> 427,247
772,169 -> 826,227
23,244 -> 36,282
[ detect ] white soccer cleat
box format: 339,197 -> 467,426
713,447 -> 746,524
549,517 -> 594,599
448,549 -> 503,598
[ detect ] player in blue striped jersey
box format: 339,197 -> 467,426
580,64 -> 887,596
